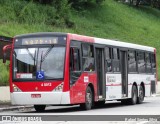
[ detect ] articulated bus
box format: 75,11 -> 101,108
3,32 -> 157,111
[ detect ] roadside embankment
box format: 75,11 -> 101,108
0,86 -> 10,102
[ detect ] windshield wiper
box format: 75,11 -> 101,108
41,45 -> 54,62
39,45 -> 54,71
26,48 -> 34,60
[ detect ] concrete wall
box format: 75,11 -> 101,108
0,86 -> 10,101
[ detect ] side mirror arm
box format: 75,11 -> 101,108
3,44 -> 12,63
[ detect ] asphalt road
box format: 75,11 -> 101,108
1,96 -> 160,123
1,96 -> 160,115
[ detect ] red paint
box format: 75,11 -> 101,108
10,38 -> 14,93
3,44 -> 12,52
67,33 -> 97,104
62,34 -> 70,92
70,72 -> 97,104
69,33 -> 94,43
13,81 -> 62,92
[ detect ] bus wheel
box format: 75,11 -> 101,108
34,105 -> 46,112
137,85 -> 144,104
130,85 -> 137,105
80,87 -> 93,110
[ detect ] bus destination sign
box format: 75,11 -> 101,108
21,37 -> 58,45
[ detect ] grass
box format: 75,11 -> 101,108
0,61 -> 9,86
0,0 -> 160,85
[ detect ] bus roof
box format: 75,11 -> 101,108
14,32 -> 155,52
95,38 -> 155,52
69,33 -> 155,52
14,32 -> 67,38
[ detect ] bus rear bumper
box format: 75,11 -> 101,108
11,91 -> 70,105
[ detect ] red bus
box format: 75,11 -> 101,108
3,32 -> 157,111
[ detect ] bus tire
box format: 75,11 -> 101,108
34,105 -> 46,112
80,86 -> 93,110
137,85 -> 144,104
129,85 -> 138,105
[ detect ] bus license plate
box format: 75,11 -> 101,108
31,94 -> 41,98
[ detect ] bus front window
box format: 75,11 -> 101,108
13,46 -> 65,80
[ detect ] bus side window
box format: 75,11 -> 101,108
70,47 -> 81,71
128,50 -> 137,72
112,48 -> 120,72
82,44 -> 95,72
145,53 -> 152,73
105,47 -> 112,72
151,53 -> 156,73
70,47 -> 81,85
138,52 -> 145,73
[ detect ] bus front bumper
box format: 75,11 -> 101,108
10,91 -> 70,105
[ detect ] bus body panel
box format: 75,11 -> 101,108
63,33 -> 70,92
12,81 -> 62,92
128,74 -> 155,98
68,33 -> 96,104
70,72 -> 97,104
106,74 -> 122,100
11,91 -> 70,105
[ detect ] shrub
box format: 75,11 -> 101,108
17,1 -> 56,25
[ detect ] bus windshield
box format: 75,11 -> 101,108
13,45 -> 66,80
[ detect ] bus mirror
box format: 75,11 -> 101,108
3,52 -> 6,64
3,44 -> 12,64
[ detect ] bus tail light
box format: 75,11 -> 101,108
13,84 -> 22,92
53,82 -> 64,92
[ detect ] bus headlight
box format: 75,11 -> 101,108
53,82 -> 64,92
13,84 -> 22,92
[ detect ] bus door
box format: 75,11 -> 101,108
120,50 -> 128,97
95,47 -> 106,99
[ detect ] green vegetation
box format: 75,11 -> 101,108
0,0 -> 160,85
0,61 -> 9,86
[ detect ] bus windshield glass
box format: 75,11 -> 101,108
13,45 -> 66,80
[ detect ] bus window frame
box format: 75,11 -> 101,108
69,40 -> 82,86
112,47 -> 120,73
128,50 -> 137,73
70,40 -> 82,72
12,44 -> 66,82
145,52 -> 152,74
81,43 -> 95,72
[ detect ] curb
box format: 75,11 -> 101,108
156,94 -> 160,97
151,94 -> 160,97
0,105 -> 33,112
